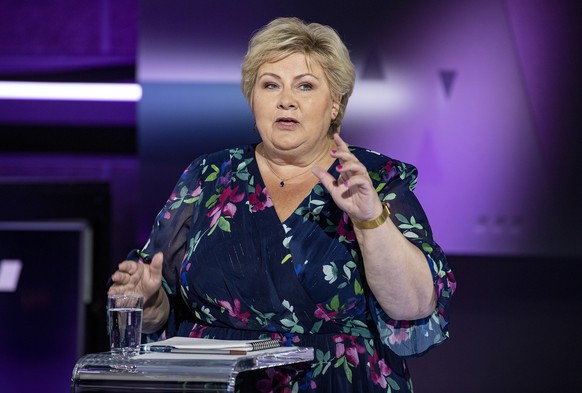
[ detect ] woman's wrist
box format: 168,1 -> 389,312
351,202 -> 391,230
142,287 -> 169,333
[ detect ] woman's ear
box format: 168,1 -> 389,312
331,102 -> 340,119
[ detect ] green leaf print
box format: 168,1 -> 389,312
343,264 -> 352,280
404,232 -> 419,239
311,319 -> 323,333
313,184 -> 325,196
236,160 -> 248,172
369,171 -> 381,181
169,200 -> 182,209
329,294 -> 340,312
387,377 -> 401,390
281,318 -> 304,334
179,185 -> 188,198
343,360 -> 353,383
283,235 -> 292,249
312,349 -> 332,378
205,193 -> 220,208
204,164 -> 220,182
218,216 -> 231,232
250,306 -> 275,326
183,196 -> 199,204
354,279 -> 364,295
236,172 -> 249,181
422,242 -> 433,253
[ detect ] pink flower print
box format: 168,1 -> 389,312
383,160 -> 394,172
333,334 -> 365,367
207,186 -> 245,227
381,160 -> 396,181
314,304 -> 338,322
256,367 -> 293,393
337,212 -> 355,241
191,182 -> 202,198
271,332 -> 300,346
188,324 -> 208,338
369,350 -> 391,388
248,184 -> 273,212
388,321 -> 410,345
217,298 -> 250,327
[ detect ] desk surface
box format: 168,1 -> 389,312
71,347 -> 314,393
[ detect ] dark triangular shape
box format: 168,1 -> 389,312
439,69 -> 457,98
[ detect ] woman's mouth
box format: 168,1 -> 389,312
276,117 -> 298,125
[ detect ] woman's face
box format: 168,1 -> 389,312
252,52 -> 338,158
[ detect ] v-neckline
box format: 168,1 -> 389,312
249,144 -> 338,224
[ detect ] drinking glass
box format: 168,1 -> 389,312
107,294 -> 144,359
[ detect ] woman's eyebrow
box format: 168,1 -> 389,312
294,73 -> 320,81
257,72 -> 281,80
257,72 -> 320,82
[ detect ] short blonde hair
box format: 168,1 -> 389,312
242,17 -> 355,135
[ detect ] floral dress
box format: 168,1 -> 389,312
132,144 -> 456,392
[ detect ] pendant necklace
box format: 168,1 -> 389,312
261,147 -> 325,187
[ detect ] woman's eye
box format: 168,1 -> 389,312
263,82 -> 278,89
298,83 -> 313,91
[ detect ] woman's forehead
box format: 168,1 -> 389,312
258,52 -> 323,75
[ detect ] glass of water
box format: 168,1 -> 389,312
107,294 -> 144,360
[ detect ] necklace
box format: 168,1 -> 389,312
260,147 -> 325,187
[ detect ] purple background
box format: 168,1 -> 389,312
0,1 -> 581,392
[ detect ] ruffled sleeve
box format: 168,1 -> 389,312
365,155 -> 456,357
127,155 -> 207,340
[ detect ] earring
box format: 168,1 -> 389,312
332,111 -> 337,118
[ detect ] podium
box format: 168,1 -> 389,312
71,347 -> 313,392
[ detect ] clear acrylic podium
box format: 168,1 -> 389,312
71,347 -> 314,392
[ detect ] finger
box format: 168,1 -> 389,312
107,278 -> 133,295
341,174 -> 372,190
117,260 -> 138,274
331,143 -> 358,167
110,270 -> 129,284
312,166 -> 340,191
336,161 -> 366,177
107,284 -> 126,296
149,252 -> 164,280
333,133 -> 349,151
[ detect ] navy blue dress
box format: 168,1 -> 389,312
133,144 -> 455,392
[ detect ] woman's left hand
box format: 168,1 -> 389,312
312,133 -> 384,221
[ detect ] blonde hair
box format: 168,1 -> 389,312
242,17 -> 355,135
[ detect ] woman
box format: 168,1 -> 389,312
109,17 -> 455,392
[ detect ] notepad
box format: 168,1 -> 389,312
141,337 -> 282,355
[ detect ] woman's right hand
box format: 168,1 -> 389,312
107,252 -> 164,303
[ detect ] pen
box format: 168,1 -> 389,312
141,344 -> 175,352
140,344 -> 248,355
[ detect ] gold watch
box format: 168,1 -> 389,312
351,202 -> 391,230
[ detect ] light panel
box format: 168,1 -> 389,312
0,81 -> 142,101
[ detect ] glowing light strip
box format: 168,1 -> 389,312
0,259 -> 22,292
0,81 -> 142,101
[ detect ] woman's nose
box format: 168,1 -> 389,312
277,89 -> 296,109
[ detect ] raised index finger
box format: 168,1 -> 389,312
333,133 -> 350,152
